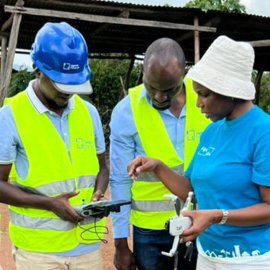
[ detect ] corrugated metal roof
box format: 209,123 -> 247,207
1,0 -> 270,70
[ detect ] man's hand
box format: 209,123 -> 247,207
49,192 -> 84,223
114,238 -> 136,270
92,189 -> 107,202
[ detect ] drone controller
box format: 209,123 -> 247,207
74,200 -> 131,218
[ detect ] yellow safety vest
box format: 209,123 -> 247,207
129,78 -> 210,229
3,97 -> 10,105
8,91 -> 105,252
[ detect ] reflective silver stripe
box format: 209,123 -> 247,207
9,211 -> 97,231
13,175 -> 96,197
10,211 -> 75,231
137,171 -> 161,182
136,165 -> 183,182
36,179 -> 75,196
77,176 -> 96,190
131,200 -> 175,212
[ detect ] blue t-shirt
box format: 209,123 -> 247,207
185,105 -> 270,258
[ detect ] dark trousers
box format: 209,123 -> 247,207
133,226 -> 197,270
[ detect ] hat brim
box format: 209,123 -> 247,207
52,80 -> 93,95
186,65 -> 255,100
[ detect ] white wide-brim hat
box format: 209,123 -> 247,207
186,35 -> 255,100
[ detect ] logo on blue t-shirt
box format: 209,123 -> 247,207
198,146 -> 215,156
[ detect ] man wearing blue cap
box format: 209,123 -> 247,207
0,22 -> 108,269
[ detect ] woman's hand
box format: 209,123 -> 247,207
127,157 -> 162,180
128,156 -> 191,200
180,209 -> 222,243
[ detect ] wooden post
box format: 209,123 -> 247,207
119,56 -> 135,99
194,16 -> 200,64
124,56 -> 135,92
0,35 -> 8,83
0,11 -> 14,91
254,70 -> 263,105
250,40 -> 270,47
90,10 -> 130,38
0,1 -> 24,107
136,64 -> 143,86
177,17 -> 220,43
4,5 -> 216,33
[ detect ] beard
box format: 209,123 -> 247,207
152,100 -> 171,111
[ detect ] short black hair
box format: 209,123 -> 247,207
143,38 -> 185,71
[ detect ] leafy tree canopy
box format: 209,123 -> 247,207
257,72 -> 270,114
7,69 -> 35,97
185,0 -> 246,13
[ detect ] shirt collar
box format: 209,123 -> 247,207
180,104 -> 186,118
26,79 -> 75,115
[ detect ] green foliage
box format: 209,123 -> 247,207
185,0 -> 246,13
258,73 -> 270,114
7,69 -> 35,97
89,59 -> 141,145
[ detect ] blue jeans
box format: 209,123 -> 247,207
133,226 -> 197,270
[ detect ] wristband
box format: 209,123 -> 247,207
219,210 -> 229,225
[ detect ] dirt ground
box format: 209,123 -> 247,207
0,203 -> 130,270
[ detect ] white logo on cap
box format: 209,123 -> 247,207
63,63 -> 80,70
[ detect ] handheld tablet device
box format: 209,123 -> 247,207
74,200 -> 131,217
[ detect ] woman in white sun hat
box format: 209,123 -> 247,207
127,35 -> 270,269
